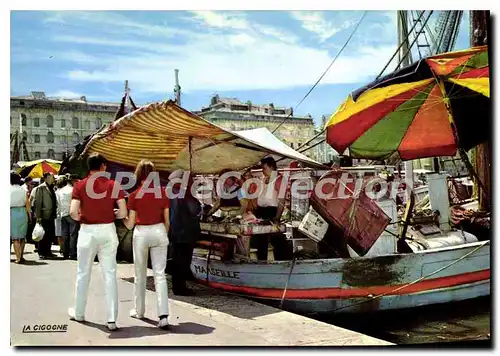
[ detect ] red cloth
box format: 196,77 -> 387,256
127,183 -> 170,225
72,175 -> 125,225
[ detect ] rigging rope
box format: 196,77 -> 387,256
271,11 -> 369,134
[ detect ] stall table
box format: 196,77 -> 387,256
199,221 -> 286,260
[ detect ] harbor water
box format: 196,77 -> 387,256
317,296 -> 491,345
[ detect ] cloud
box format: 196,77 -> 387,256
188,11 -> 249,30
257,26 -> 299,44
43,11 -> 192,38
52,35 -> 179,54
291,11 -> 354,43
64,31 -> 397,93
48,90 -> 82,98
15,11 -> 400,97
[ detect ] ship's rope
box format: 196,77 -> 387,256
271,11 -> 368,134
279,256 -> 297,309
330,240 -> 489,313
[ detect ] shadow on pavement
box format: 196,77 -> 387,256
80,319 -> 214,339
10,260 -> 48,266
121,275 -> 280,320
138,317 -> 215,335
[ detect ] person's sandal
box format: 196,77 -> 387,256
107,322 -> 118,331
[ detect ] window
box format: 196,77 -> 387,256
34,151 -> 41,159
22,132 -> 28,141
21,113 -> 27,126
10,116 -> 12,124
47,131 -> 54,143
72,132 -> 80,144
72,117 -> 79,129
47,149 -> 55,159
46,115 -> 54,128
19,101 -> 25,106
84,120 -> 90,130
34,134 -> 40,143
61,119 -> 66,128
33,117 -> 40,127
96,118 -> 102,129
61,135 -> 67,144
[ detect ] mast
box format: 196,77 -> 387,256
174,69 -> 181,106
471,10 -> 490,211
397,11 -> 413,68
19,113 -> 23,162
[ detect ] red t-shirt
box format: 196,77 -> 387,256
127,183 -> 170,226
72,175 -> 125,225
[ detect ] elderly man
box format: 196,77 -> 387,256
168,169 -> 201,296
34,172 -> 58,259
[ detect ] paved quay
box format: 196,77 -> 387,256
11,245 -> 393,346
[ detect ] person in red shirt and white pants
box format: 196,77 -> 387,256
124,160 -> 170,329
68,153 -> 128,331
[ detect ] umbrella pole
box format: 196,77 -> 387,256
188,136 -> 193,173
457,148 -> 487,199
437,78 -> 488,206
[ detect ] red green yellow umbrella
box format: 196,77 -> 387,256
17,159 -> 61,178
325,46 -> 490,161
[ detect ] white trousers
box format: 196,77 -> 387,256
73,223 -> 118,323
133,223 -> 169,318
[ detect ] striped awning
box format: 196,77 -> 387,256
83,100 -> 325,174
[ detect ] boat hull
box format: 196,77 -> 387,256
191,241 -> 490,314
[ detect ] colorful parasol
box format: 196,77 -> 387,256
325,46 -> 490,161
17,159 -> 61,178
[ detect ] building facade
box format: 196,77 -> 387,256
195,95 -> 318,159
10,92 -> 120,161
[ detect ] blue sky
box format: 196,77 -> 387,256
11,10 -> 471,126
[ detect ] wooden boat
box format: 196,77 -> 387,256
191,240 -> 490,315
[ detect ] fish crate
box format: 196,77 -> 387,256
298,206 -> 329,243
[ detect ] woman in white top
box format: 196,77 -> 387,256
11,171 -> 31,263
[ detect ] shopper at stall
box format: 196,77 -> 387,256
34,172 -> 58,260
68,153 -> 127,331
124,160 -> 170,329
168,169 -> 201,296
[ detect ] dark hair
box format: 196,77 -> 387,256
24,176 -> 33,184
43,172 -> 53,179
134,159 -> 155,183
10,171 -> 22,185
66,174 -> 77,185
56,176 -> 67,189
40,177 -> 45,184
260,156 -> 277,170
87,153 -> 107,172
